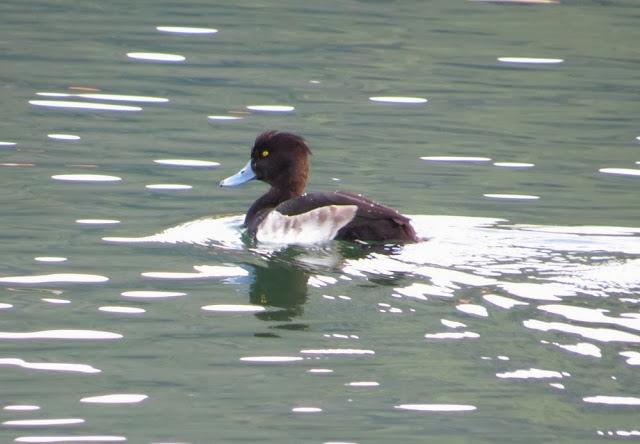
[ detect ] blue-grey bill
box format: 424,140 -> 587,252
219,159 -> 256,187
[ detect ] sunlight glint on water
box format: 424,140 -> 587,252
1,1 -> 639,443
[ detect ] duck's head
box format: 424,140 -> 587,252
220,131 -> 312,195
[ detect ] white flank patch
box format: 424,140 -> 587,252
394,404 -> 476,412
498,57 -> 564,64
369,96 -> 427,104
52,174 -> 122,182
126,52 -> 185,62
156,26 -> 218,34
246,105 -> 295,112
256,205 -> 358,245
0,142 -> 17,146
31,100 -> 142,112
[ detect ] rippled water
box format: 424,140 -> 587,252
2,0 -> 639,442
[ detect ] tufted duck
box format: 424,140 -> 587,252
220,131 -> 418,244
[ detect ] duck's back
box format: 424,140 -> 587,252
275,191 -> 417,242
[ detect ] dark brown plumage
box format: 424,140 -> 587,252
222,131 -> 418,243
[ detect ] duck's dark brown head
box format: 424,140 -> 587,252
250,131 -> 311,195
220,130 -> 311,197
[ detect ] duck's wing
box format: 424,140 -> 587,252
256,204 -> 358,245
274,191 -> 417,242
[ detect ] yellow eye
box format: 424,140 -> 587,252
261,150 -> 270,158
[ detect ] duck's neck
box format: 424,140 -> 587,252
245,185 -> 302,227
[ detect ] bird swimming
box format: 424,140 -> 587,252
219,131 -> 417,244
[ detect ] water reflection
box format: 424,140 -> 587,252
36,92 -> 168,103
247,250 -> 310,321
497,57 -> 564,65
31,101 -> 142,112
52,174 -> 122,182
246,105 -> 295,113
80,394 -> 148,404
0,358 -> 101,374
15,436 -> 126,443
3,418 -> 85,427
47,134 -> 80,141
126,52 -> 185,62
599,168 -> 640,177
154,159 -> 220,168
156,26 -> 218,35
483,193 -> 540,200
208,115 -> 244,121
0,273 -> 109,284
0,330 -> 121,340
3,405 -> 41,411
369,96 -> 427,104
145,184 -> 192,190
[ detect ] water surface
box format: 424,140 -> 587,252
1,0 -> 639,443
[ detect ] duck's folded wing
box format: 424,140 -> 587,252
276,191 -> 410,223
275,191 -> 417,242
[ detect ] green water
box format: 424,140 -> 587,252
1,1 -> 639,443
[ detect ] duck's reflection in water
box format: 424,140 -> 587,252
249,251 -> 310,323
247,243 -> 409,325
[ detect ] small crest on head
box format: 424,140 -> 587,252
253,131 -> 311,157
